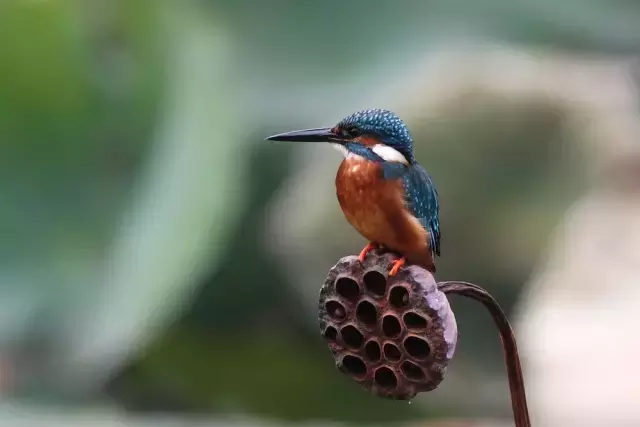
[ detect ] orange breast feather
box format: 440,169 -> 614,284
335,157 -> 432,269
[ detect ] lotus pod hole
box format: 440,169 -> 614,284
403,311 -> 429,330
355,300 -> 378,328
374,367 -> 398,390
323,326 -> 338,342
382,315 -> 402,338
404,335 -> 431,360
363,270 -> 387,297
383,343 -> 402,362
364,340 -> 381,362
325,300 -> 346,321
401,361 -> 426,381
389,286 -> 410,308
341,324 -> 364,349
341,355 -> 367,379
335,276 -> 360,303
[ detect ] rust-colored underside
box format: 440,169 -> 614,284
335,157 -> 435,272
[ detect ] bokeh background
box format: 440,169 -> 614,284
2,0 -> 640,426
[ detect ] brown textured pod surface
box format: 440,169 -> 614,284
318,249 -> 458,399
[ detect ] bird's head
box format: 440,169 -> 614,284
266,109 -> 415,164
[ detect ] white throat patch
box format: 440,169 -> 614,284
332,143 -> 408,164
332,143 -> 365,160
371,144 -> 409,164
332,143 -> 349,157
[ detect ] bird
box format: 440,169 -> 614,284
266,109 -> 440,276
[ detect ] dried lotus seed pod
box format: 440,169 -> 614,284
318,250 -> 457,400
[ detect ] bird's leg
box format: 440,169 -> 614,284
388,257 -> 406,276
358,242 -> 379,263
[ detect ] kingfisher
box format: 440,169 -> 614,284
266,109 -> 440,276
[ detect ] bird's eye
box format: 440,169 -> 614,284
335,125 -> 361,138
347,126 -> 361,137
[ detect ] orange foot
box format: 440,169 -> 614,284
389,257 -> 406,276
358,242 -> 379,263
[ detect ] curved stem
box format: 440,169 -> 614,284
438,281 -> 531,427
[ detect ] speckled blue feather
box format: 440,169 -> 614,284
338,109 -> 414,162
401,165 -> 441,256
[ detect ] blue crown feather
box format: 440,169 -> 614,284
338,109 -> 414,163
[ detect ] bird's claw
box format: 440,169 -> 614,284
358,242 -> 378,263
388,258 -> 406,276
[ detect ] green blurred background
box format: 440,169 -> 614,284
1,0 -> 640,425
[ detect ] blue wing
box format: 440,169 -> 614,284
382,163 -> 440,256
403,165 -> 441,256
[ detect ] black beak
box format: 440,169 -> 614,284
265,127 -> 340,143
